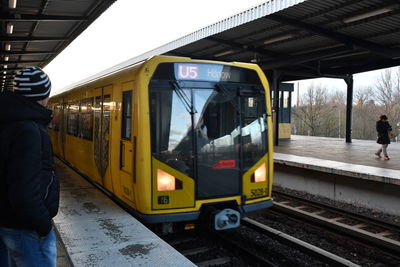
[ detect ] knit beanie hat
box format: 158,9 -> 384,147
13,66 -> 52,101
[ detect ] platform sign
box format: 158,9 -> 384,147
174,63 -> 237,82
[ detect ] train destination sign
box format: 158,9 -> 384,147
174,63 -> 239,82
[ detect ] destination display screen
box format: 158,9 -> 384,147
151,63 -> 261,84
174,63 -> 240,82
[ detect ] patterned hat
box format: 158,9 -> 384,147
13,66 -> 52,101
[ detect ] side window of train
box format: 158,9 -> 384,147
51,104 -> 61,131
67,101 -> 79,136
121,91 -> 132,140
79,97 -> 94,140
48,104 -> 55,130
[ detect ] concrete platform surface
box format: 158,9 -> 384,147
275,153 -> 400,185
53,159 -> 195,267
275,135 -> 400,170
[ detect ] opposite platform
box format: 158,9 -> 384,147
53,158 -> 195,267
273,135 -> 400,216
275,135 -> 400,170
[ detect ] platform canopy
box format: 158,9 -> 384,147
164,0 -> 400,81
96,0 -> 398,83
0,0 -> 117,92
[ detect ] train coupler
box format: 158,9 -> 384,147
214,208 -> 240,230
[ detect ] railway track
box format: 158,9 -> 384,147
272,191 -> 400,257
241,217 -> 360,267
164,230 -> 277,266
164,220 -> 361,266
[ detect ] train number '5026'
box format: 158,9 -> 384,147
250,188 -> 268,198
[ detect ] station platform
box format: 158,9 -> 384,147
275,135 -> 400,170
273,135 -> 400,216
53,158 -> 195,267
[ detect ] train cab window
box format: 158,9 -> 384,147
121,91 -> 132,140
67,101 -> 79,136
79,98 -> 94,140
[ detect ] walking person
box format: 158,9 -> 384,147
0,66 -> 60,267
375,115 -> 392,160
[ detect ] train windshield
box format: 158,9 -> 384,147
149,63 -> 268,199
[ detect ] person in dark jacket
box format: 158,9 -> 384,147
0,66 -> 59,267
375,114 -> 392,160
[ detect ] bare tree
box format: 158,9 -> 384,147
293,84 -> 337,137
292,67 -> 400,141
352,87 -> 378,140
373,67 -> 400,133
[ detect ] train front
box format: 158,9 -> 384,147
146,59 -> 273,230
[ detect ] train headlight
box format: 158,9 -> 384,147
157,169 -> 175,191
252,163 -> 266,182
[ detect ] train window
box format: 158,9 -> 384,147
48,104 -> 55,130
67,101 -> 79,136
121,91 -> 132,140
79,98 -> 93,140
51,104 -> 61,131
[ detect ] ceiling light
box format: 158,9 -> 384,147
214,50 -> 235,57
5,44 -> 11,51
9,0 -> 17,8
3,71 -> 6,75
4,65 -> 8,69
264,34 -> 295,45
7,23 -> 14,34
4,56 -> 9,61
343,8 -> 393,23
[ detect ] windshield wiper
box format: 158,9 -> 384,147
215,83 -> 241,114
171,81 -> 197,115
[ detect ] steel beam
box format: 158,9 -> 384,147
0,37 -> 68,42
0,51 -> 55,55
0,60 -> 44,64
260,45 -> 354,69
0,14 -> 88,22
344,75 -> 353,143
206,36 -> 285,58
268,14 -> 400,59
273,70 -> 281,146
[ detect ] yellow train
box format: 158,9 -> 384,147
48,56 -> 273,231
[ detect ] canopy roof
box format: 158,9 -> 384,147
164,0 -> 400,81
1,0 -> 117,91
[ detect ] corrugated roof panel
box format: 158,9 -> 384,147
35,22 -> 78,36
26,42 -> 59,52
275,35 -> 338,54
337,15 -> 400,41
45,0 -> 97,16
12,22 -> 36,37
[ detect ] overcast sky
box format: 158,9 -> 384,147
44,0 -> 391,96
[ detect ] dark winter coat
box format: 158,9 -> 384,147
0,91 -> 59,237
376,120 -> 392,145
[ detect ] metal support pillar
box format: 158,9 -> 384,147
273,70 -> 281,146
344,75 -> 353,143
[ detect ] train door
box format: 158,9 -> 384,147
93,85 -> 113,190
118,82 -> 135,204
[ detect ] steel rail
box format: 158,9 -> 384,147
272,201 -> 400,256
242,217 -> 360,267
213,231 -> 279,267
273,191 -> 400,231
